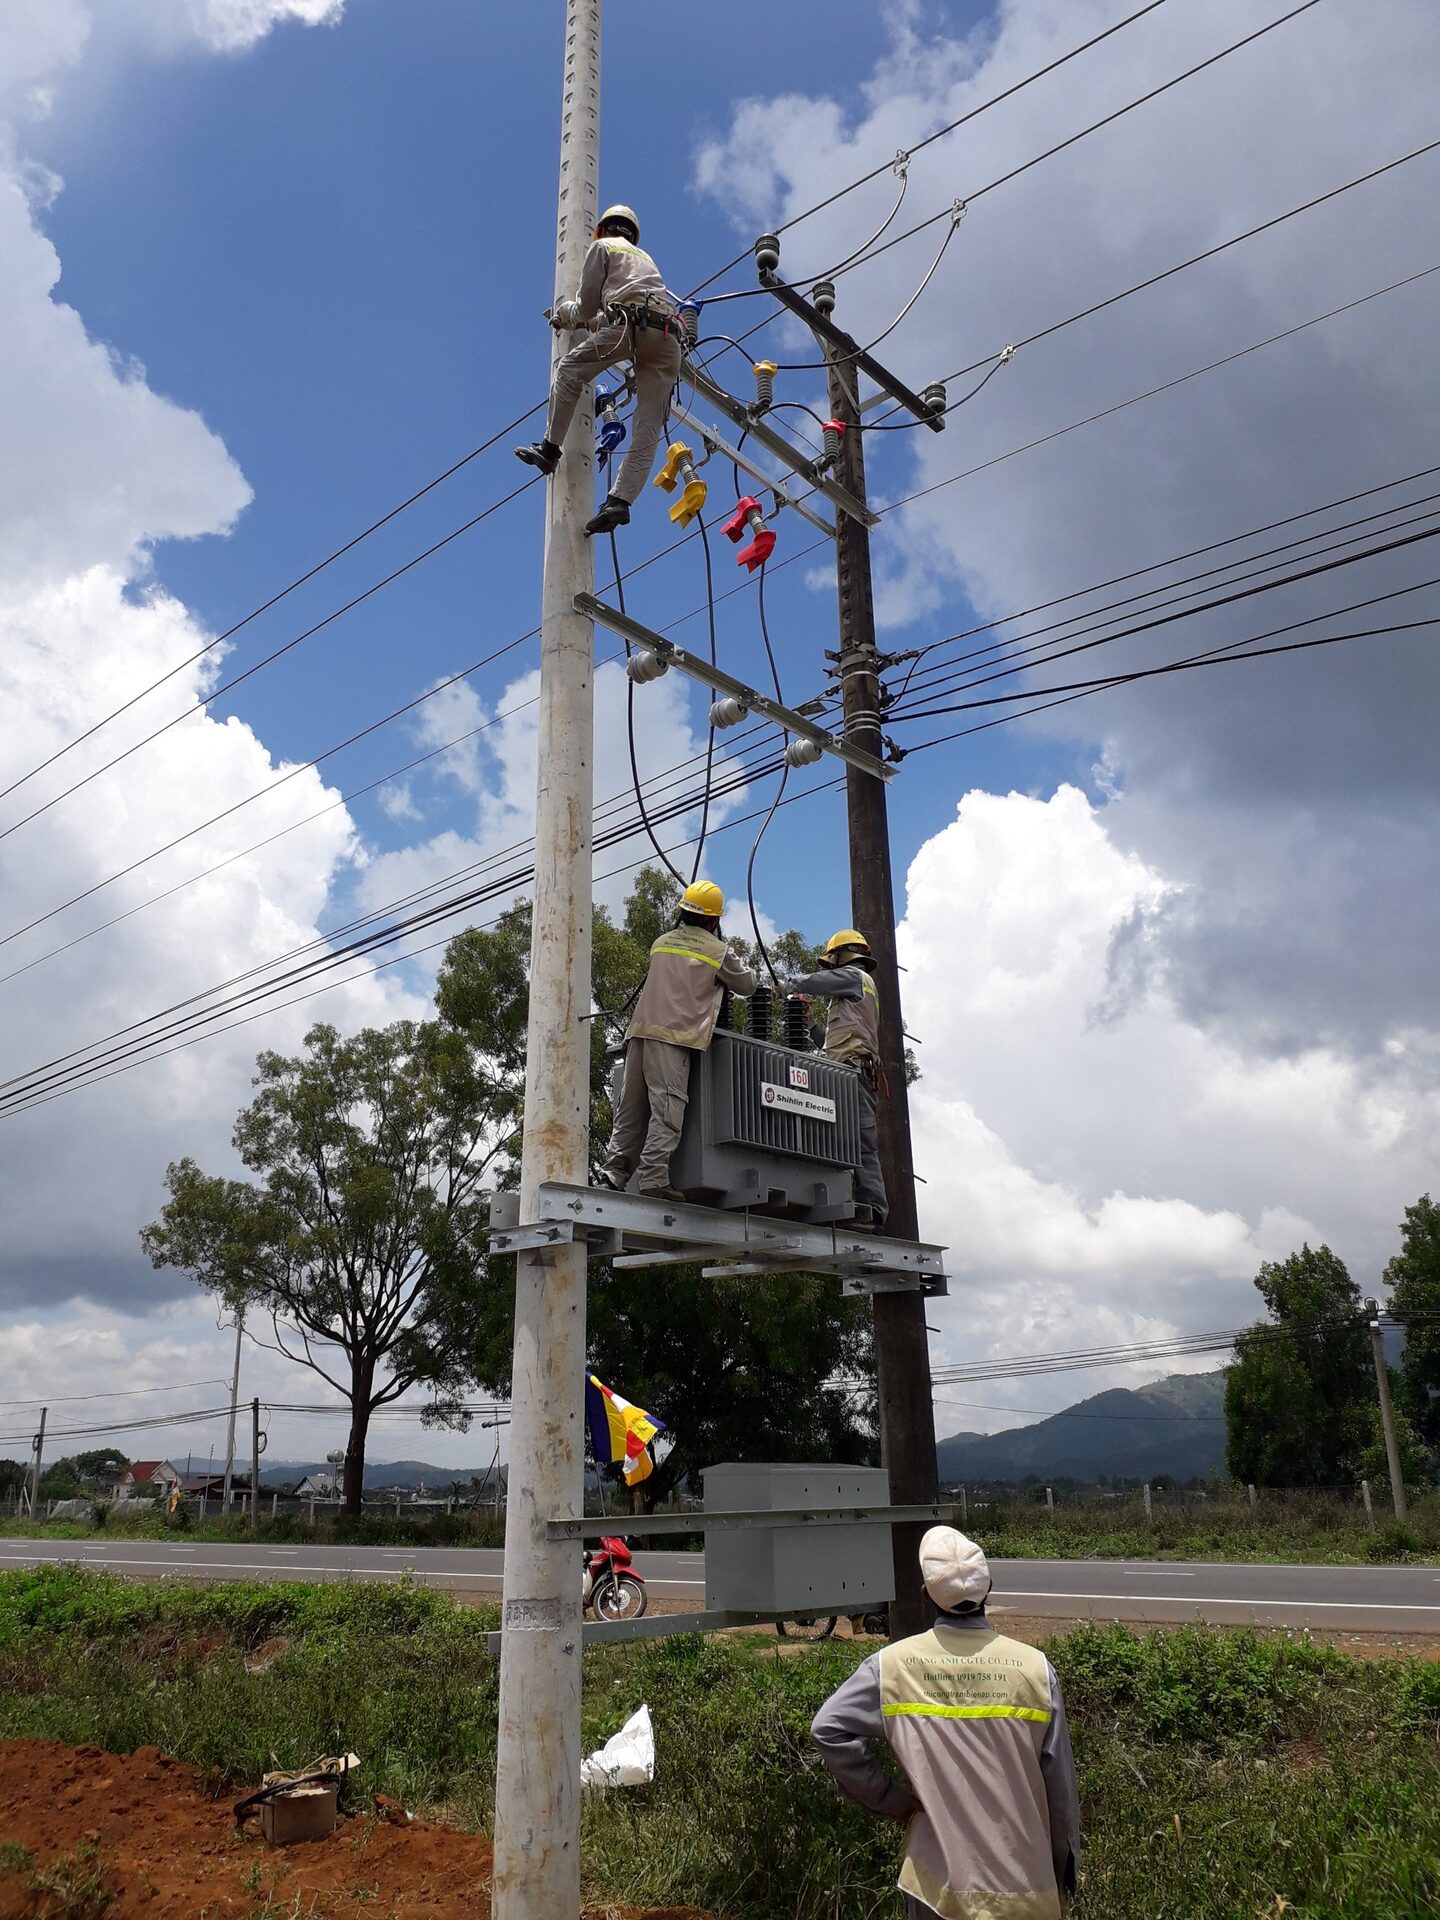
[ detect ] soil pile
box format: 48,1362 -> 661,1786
0,1740 -> 713,1920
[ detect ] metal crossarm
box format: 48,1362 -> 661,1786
574,595 -> 894,783
547,1501 -> 961,1540
668,398 -> 837,537
685,362 -> 878,526
759,271 -> 947,430
488,1181 -> 947,1294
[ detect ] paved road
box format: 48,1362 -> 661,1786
5,1538 -> 1440,1631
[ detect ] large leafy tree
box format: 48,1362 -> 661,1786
1385,1193 -> 1440,1447
142,1016 -> 519,1511
439,868 -> 876,1501
1225,1244 -> 1371,1486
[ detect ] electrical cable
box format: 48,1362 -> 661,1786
744,560 -> 789,992
683,0 -> 1177,301
767,207 -> 966,373
0,475 -> 542,847
885,477 -> 1440,703
0,401 -> 548,810
613,528 -> 686,884
689,511 -> 720,884
885,520 -> 1440,718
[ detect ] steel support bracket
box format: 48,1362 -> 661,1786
669,399 -> 836,539
576,595 -> 894,784
547,1501 -> 961,1541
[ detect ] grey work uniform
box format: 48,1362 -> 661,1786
811,1611 -> 1080,1920
547,236 -> 683,504
789,963 -> 887,1225
603,925 -> 758,1194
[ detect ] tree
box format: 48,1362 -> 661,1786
0,1459 -> 29,1499
1225,1244 -> 1371,1486
441,868 -> 877,1504
39,1460 -> 82,1500
72,1448 -> 129,1484
1384,1192 -> 1440,1448
142,1017 -> 517,1512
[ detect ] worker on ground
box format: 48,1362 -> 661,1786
785,930 -> 888,1228
515,204 -> 683,538
598,881 -> 758,1202
811,1527 -> 1080,1920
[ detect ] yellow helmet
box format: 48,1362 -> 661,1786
596,204 -> 640,243
681,880 -> 724,917
824,928 -> 871,958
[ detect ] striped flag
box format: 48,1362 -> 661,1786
586,1375 -> 665,1487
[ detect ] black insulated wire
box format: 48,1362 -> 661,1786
744,561 -> 789,993
612,528 -> 685,885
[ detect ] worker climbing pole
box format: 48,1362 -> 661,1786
515,199 -> 685,536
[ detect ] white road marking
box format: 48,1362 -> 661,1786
994,1589 -> 1440,1612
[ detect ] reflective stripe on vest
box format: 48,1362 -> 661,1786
884,1702 -> 1050,1724
651,943 -> 721,967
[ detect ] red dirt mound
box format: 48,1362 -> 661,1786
0,1740 -> 714,1920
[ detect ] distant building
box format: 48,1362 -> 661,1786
122,1460 -> 180,1494
294,1472 -> 340,1498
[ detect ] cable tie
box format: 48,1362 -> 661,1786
951,198 -> 968,226
998,342 -> 1016,365
893,149 -> 911,178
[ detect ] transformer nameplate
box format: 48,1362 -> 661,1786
761,1081 -> 836,1123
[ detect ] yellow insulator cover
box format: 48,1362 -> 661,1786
654,441 -> 692,493
668,475 -> 709,528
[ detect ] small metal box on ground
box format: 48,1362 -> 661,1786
664,1029 -> 860,1223
703,1462 -> 894,1614
260,1783 -> 337,1846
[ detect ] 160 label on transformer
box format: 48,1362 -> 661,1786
761,1081 -> 837,1123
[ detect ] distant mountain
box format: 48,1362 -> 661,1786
254,1458 -> 506,1492
935,1370 -> 1227,1486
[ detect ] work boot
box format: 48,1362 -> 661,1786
640,1185 -> 686,1205
515,439 -> 562,476
593,1168 -> 625,1191
585,494 -> 631,537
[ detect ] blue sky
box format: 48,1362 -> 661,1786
29,0 -> 1074,955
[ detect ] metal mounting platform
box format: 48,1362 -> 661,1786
489,1182 -> 946,1294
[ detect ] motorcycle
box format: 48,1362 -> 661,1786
582,1534 -> 648,1621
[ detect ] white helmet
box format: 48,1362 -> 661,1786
596,204 -> 640,243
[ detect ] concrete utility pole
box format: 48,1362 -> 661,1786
492,4 -> 599,1915
222,1310 -> 243,1510
1364,1297 -> 1408,1522
825,320 -> 939,1638
27,1407 -> 46,1519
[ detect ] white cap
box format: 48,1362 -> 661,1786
919,1525 -> 990,1611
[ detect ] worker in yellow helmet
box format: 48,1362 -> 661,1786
515,204 -> 684,538
598,880 -> 759,1202
786,930 -> 888,1228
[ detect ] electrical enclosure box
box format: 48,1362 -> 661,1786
702,1462 -> 894,1614
662,1029 -> 861,1222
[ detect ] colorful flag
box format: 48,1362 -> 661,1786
586,1375 -> 665,1487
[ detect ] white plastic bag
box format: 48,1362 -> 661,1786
580,1703 -> 655,1789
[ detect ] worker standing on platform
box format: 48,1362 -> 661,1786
515,203 -> 683,538
811,1527 -> 1080,1920
786,931 -> 888,1228
598,881 -> 758,1203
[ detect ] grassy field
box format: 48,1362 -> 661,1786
2,1567 -> 1439,1918
6,1487 -> 1438,1564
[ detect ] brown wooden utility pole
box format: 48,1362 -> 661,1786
824,310 -> 940,1638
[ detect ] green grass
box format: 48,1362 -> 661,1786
2,1568 -> 1439,1919
0,1507 -> 506,1549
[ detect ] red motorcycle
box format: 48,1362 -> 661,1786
582,1534 -> 648,1621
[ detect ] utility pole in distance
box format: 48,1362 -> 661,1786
250,1397 -> 261,1533
27,1407 -> 46,1519
492,4 -> 599,1916
1364,1297 -> 1408,1522
222,1310 -> 243,1511
820,282 -> 941,1638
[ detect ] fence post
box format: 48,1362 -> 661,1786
958,1486 -> 967,1526
395,1497 -> 402,1521
1045,1487 -> 1054,1513
1247,1484 -> 1256,1510
1142,1484 -> 1152,1523
271,1492 -> 278,1518
309,1496 -> 316,1527
200,1494 -> 207,1521
1361,1480 -> 1375,1529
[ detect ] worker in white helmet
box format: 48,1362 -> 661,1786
785,929 -> 888,1228
811,1526 -> 1080,1919
516,204 -> 684,538
598,881 -> 758,1202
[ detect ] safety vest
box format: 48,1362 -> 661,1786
879,1623 -> 1062,1920
824,969 -> 881,1064
595,237 -> 672,313
627,926 -> 730,1050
